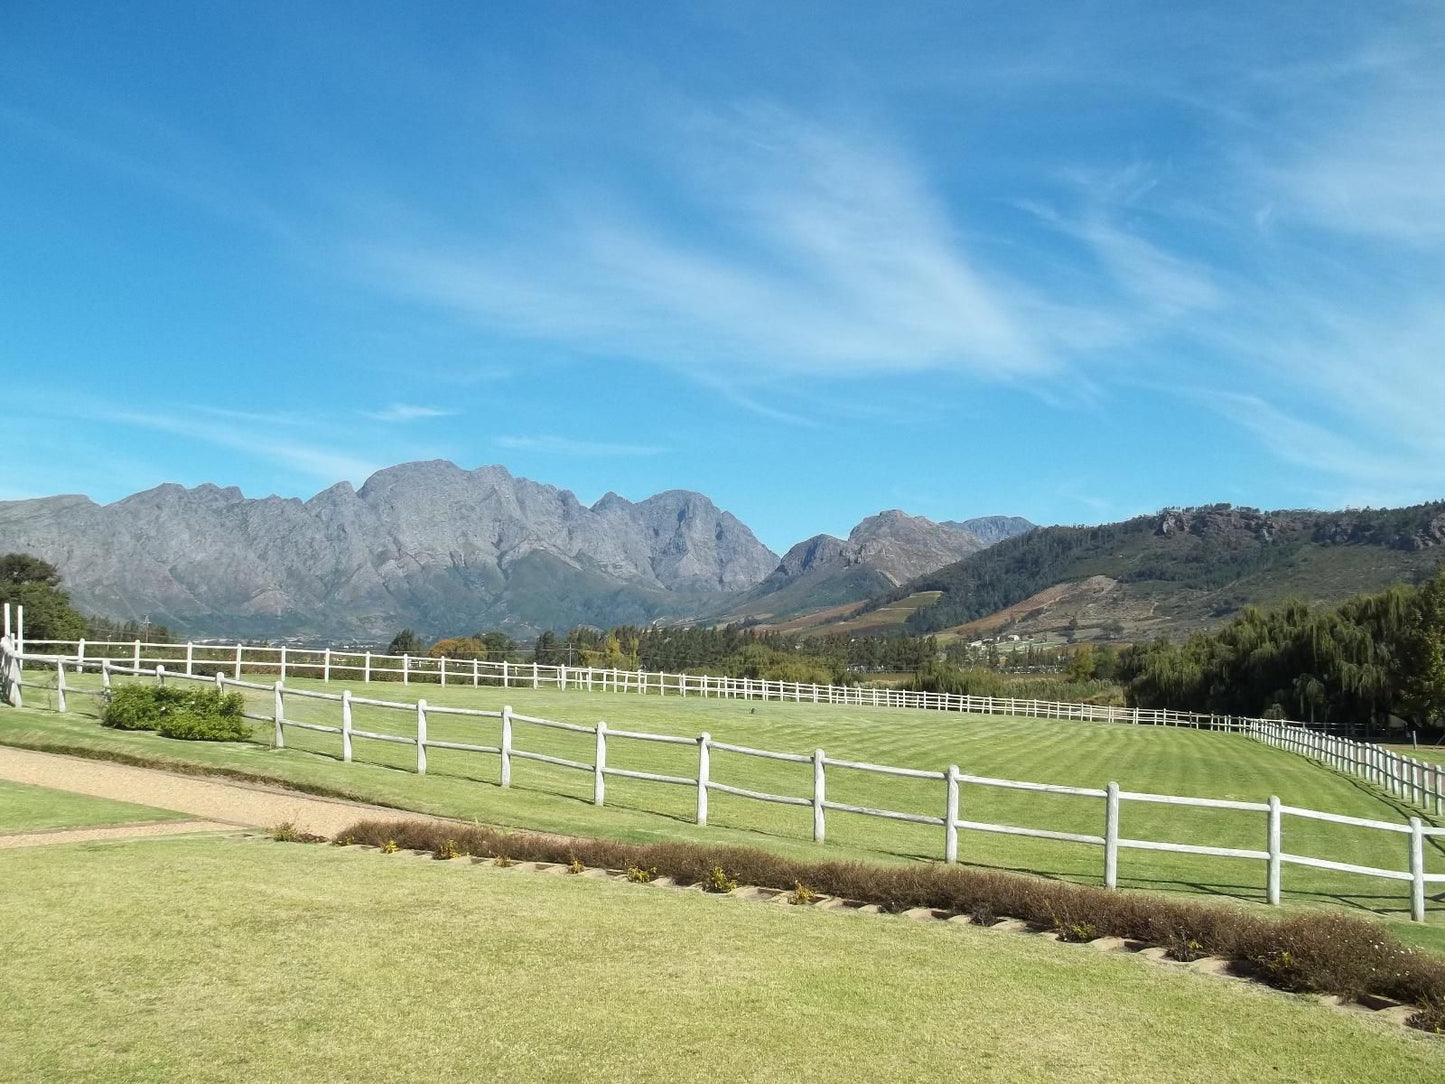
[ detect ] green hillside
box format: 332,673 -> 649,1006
891,503 -> 1445,638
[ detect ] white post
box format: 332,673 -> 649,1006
812,749 -> 826,843
234,643 -> 243,680
323,648 -> 332,683
1266,796 -> 1282,906
341,689 -> 353,762
502,660 -> 509,688
14,605 -> 21,661
56,660 -> 67,712
416,699 -> 428,774
1104,782 -> 1120,889
185,641 -> 194,676
2,602 -> 8,640
402,654 -> 409,685
532,663 -> 538,690
500,705 -> 513,786
364,651 -> 372,683
77,638 -> 86,665
1409,817 -> 1426,922
593,721 -> 607,806
944,765 -> 959,864
273,681 -> 285,748
697,732 -> 710,826
133,639 -> 141,672
279,645 -> 287,681
214,671 -> 224,696
473,658 -> 479,687
155,664 -> 166,686
101,658 -> 111,690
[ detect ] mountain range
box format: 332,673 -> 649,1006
0,461 -> 1030,640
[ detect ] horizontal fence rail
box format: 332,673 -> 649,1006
0,629 -> 1374,737
1251,719 -> 1444,818
3,630 -> 1442,922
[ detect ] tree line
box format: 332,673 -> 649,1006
1116,567 -> 1445,730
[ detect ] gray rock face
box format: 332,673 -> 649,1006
0,461 -> 778,639
729,509 -> 1036,621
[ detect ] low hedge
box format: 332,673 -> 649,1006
101,685 -> 249,742
334,817 -> 1445,1031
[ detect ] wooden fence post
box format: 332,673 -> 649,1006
416,699 -> 428,774
697,732 -> 710,826
1410,817 -> 1426,922
56,660 -> 67,712
273,681 -> 285,748
1267,796 -> 1282,906
133,639 -> 141,672
439,657 -> 446,687
473,658 -> 479,687
402,654 -> 409,685
341,689 -> 353,763
280,646 -> 287,681
500,706 -> 513,787
101,658 -> 111,690
364,651 -> 372,683
214,671 -> 224,696
594,721 -> 607,806
323,648 -> 331,683
156,664 -> 166,686
944,766 -> 959,864
185,641 -> 194,676
234,643 -> 243,680
813,749 -> 826,843
77,638 -> 86,666
1104,782 -> 1120,889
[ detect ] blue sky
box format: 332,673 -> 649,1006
3,2 -> 1442,553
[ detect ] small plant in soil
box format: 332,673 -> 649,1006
788,881 -> 816,905
626,866 -> 657,883
434,838 -> 462,860
566,856 -> 585,875
380,840 -> 398,854
493,854 -> 515,868
969,903 -> 1000,926
704,866 -> 738,893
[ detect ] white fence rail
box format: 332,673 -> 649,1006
3,632 -> 1442,921
1252,718 -> 1443,817
5,629 -> 1351,735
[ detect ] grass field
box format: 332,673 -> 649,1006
0,778 -> 189,833
1,833 -> 1440,1083
7,670 -> 1445,949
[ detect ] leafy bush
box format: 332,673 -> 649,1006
566,855 -> 585,874
626,865 -> 657,883
101,685 -> 248,742
434,838 -> 462,860
155,710 -> 250,742
704,866 -> 738,893
788,881 -> 815,905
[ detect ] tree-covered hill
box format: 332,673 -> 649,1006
892,502 -> 1445,639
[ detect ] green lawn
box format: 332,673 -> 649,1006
0,778 -> 189,833
7,670 -> 1445,948
1,835 -> 1439,1083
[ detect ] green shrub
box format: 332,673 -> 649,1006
101,685 -> 249,741
101,685 -> 170,730
155,710 -> 251,742
704,866 -> 738,893
625,865 -> 657,883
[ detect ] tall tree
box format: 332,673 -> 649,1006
0,553 -> 86,641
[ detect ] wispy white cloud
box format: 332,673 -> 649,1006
359,108 -> 1076,387
494,435 -> 667,457
362,403 -> 460,422
85,405 -> 380,483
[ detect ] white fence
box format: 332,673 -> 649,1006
1253,719 -> 1444,817
3,632 -> 1443,921
10,631 -> 1333,735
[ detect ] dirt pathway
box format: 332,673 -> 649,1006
0,746 -> 446,841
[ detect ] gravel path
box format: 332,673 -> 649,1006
0,820 -> 238,849
0,746 -> 445,841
